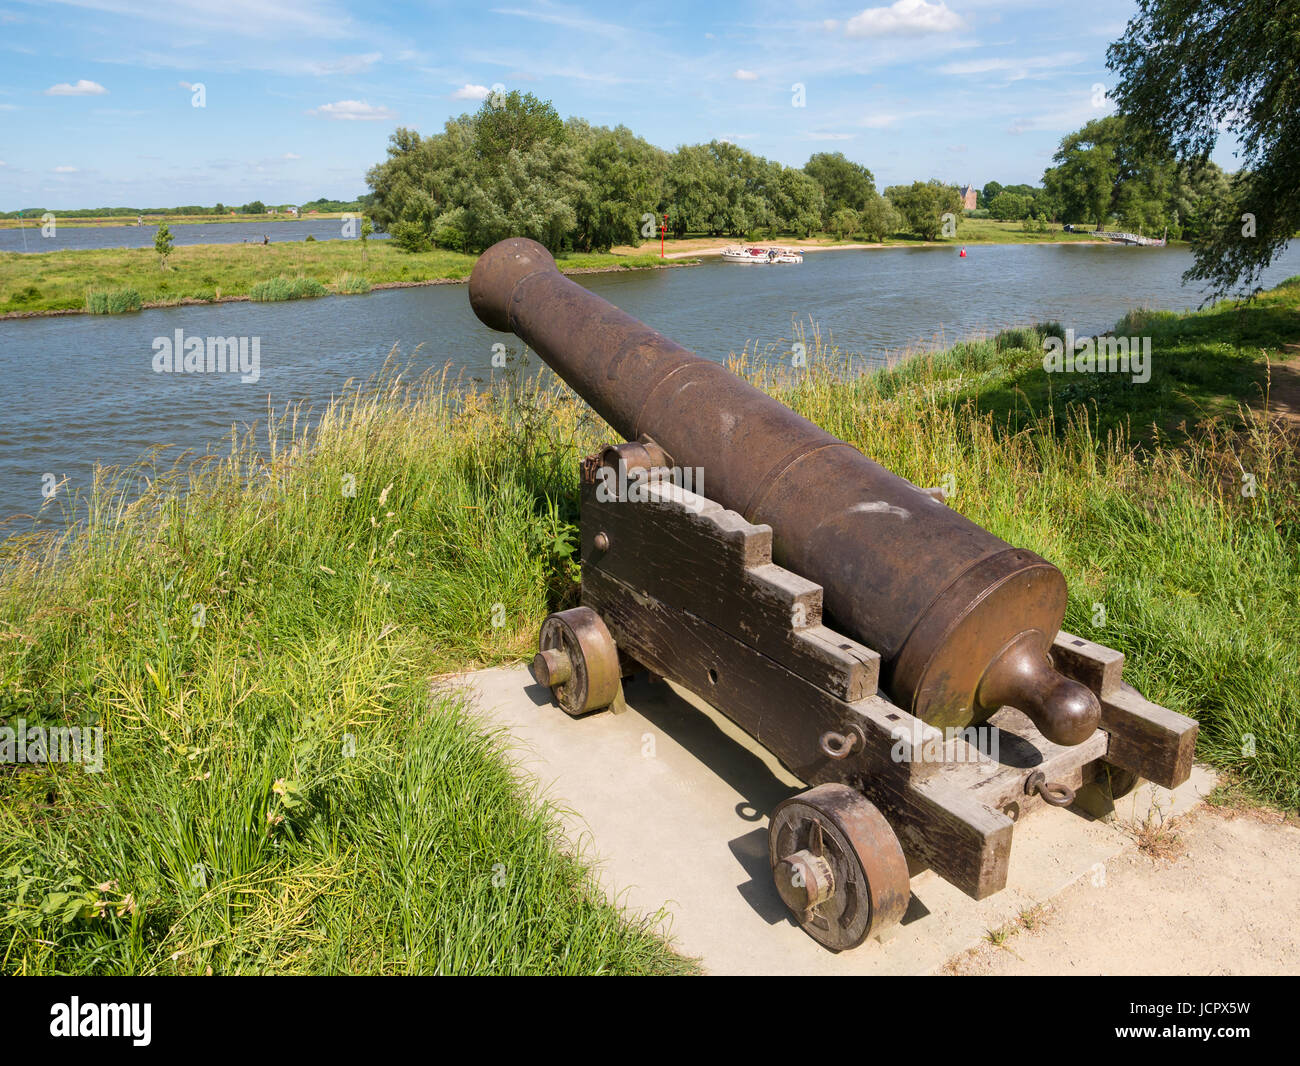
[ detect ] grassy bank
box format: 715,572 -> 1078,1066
0,213 -> 355,229
0,241 -> 682,315
1,280 -> 1297,974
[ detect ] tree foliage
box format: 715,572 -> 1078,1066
884,181 -> 963,240
803,152 -> 876,226
1106,0 -> 1300,296
363,93 -> 900,253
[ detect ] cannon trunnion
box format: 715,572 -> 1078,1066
468,238 -> 1198,951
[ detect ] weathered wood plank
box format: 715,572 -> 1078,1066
931,708 -> 1110,818
1101,683 -> 1198,789
581,476 -> 880,700
582,565 -> 935,783
856,772 -> 1015,900
1051,630 -> 1125,697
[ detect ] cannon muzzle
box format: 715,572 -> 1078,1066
469,238 -> 1100,746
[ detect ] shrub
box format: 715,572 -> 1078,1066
389,220 -> 433,253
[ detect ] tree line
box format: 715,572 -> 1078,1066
365,91 -> 975,253
977,116 -> 1231,242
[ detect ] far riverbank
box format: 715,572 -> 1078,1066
1,217 -> 1162,319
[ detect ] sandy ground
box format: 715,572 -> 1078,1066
609,235 -> 1108,260
461,665 -> 1300,975
946,805 -> 1300,975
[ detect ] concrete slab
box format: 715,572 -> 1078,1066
453,664 -> 1215,976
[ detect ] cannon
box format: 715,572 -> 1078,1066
470,238 -> 1198,950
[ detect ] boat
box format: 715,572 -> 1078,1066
721,244 -> 804,264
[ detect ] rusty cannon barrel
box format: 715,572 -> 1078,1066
469,237 -> 1101,746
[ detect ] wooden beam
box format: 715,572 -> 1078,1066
583,565 -> 937,783
1101,684 -> 1198,789
581,477 -> 880,701
1051,630 -> 1125,697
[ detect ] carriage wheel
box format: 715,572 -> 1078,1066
768,784 -> 910,951
533,607 -> 621,716
1099,762 -> 1142,800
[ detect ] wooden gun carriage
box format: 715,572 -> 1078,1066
469,238 -> 1198,951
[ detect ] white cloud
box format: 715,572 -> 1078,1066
452,83 -> 491,100
733,69 -> 758,81
860,113 -> 899,128
306,52 -> 382,75
45,79 -> 108,96
283,152 -> 301,159
940,53 -> 1084,78
842,0 -> 965,38
807,132 -> 857,140
53,165 -> 79,172
309,99 -> 395,121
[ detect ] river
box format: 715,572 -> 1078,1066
2,240 -> 1297,524
0,218 -> 386,253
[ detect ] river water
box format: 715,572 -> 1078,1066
2,241 -> 1297,524
0,218 -> 386,253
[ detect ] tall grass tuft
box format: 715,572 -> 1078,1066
85,287 -> 143,314
248,275 -> 329,302
332,272 -> 371,295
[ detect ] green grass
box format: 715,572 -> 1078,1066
248,275 -> 329,302
1,279 -> 1297,974
333,272 -> 371,295
0,242 -> 686,315
0,373 -> 690,974
84,287 -> 143,314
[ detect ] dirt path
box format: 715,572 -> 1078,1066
944,804 -> 1300,975
1263,347 -> 1300,427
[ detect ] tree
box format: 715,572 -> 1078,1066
154,222 -> 173,267
241,200 -> 266,215
1045,119 -> 1121,228
360,217 -> 372,262
568,121 -> 668,252
857,194 -> 899,242
829,207 -> 858,240
885,181 -> 963,240
988,191 -> 1031,221
803,152 -> 876,226
775,167 -> 824,237
1045,116 -> 1179,233
981,181 -> 1004,206
1107,0 -> 1300,296
474,90 -> 565,164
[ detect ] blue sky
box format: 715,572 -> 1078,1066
0,0 -> 1239,209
